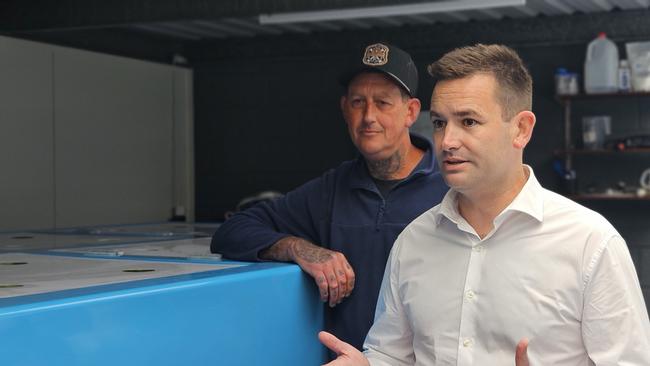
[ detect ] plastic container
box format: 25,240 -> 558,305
625,41 -> 650,91
555,68 -> 579,95
618,59 -> 632,92
584,32 -> 619,94
582,115 -> 611,149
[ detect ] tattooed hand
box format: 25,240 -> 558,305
260,236 -> 355,307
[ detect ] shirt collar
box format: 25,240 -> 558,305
349,133 -> 437,190
501,165 -> 544,223
433,165 -> 544,226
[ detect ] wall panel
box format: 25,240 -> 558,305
0,37 -> 55,230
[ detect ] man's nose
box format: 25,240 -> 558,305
362,102 -> 377,123
439,123 -> 461,151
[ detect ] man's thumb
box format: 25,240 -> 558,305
319,331 -> 347,355
515,338 -> 529,366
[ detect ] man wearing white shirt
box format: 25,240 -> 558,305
319,43 -> 650,366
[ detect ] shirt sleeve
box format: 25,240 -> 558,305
210,174 -> 329,261
582,235 -> 650,365
364,236 -> 415,366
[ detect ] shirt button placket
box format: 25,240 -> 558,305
465,290 -> 475,300
458,242 -> 483,366
375,202 -> 385,231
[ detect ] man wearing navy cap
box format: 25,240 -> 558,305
211,42 -> 447,352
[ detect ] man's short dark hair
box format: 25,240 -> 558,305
427,44 -> 532,120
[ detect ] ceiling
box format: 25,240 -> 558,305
125,0 -> 650,41
1,0 -> 649,65
2,0 -> 649,41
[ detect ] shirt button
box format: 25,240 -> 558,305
463,338 -> 473,347
466,290 -> 475,300
473,245 -> 483,252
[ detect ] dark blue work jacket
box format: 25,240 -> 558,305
211,134 -> 448,351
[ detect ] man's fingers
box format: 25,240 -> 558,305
336,268 -> 349,301
316,274 -> 328,302
328,273 -> 340,307
333,254 -> 354,300
343,260 -> 355,296
515,338 -> 529,366
310,269 -> 342,305
300,249 -> 355,305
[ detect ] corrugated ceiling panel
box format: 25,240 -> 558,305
526,0 -> 575,15
611,0 -> 650,10
191,20 -> 255,37
130,24 -> 200,40
419,12 -> 468,23
402,14 -> 436,25
308,21 -> 342,31
220,18 -> 284,35
569,0 -> 613,12
122,0 -> 650,40
161,22 -> 221,38
339,19 -> 373,29
459,9 -> 504,21
496,6 -> 540,18
444,12 -> 471,22
270,23 -> 311,34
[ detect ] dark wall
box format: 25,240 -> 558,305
191,10 -> 650,302
193,54 -> 358,219
193,40 -> 648,209
193,9 -> 650,217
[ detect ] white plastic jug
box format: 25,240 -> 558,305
584,32 -> 619,94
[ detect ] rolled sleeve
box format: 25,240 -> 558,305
582,235 -> 650,365
211,176 -> 325,260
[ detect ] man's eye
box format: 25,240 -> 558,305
350,99 -> 363,107
463,119 -> 478,127
431,119 -> 446,130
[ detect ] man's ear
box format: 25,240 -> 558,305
405,97 -> 422,128
512,111 -> 536,149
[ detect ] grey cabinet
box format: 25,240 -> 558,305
0,36 -> 194,230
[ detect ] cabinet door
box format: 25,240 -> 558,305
54,48 -> 174,227
0,37 -> 55,230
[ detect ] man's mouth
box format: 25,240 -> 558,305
444,158 -> 468,165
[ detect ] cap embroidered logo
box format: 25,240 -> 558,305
363,43 -> 390,66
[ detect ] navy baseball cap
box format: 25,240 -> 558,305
340,42 -> 418,97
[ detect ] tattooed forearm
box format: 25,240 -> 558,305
293,241 -> 332,263
260,236 -> 330,263
259,237 -> 294,261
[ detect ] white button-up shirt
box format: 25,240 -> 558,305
364,167 -> 650,365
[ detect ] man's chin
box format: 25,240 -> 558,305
361,150 -> 393,162
442,173 -> 467,189
357,144 -> 388,160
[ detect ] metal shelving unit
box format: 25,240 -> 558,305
556,92 -> 650,201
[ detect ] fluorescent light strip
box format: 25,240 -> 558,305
259,0 -> 526,25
